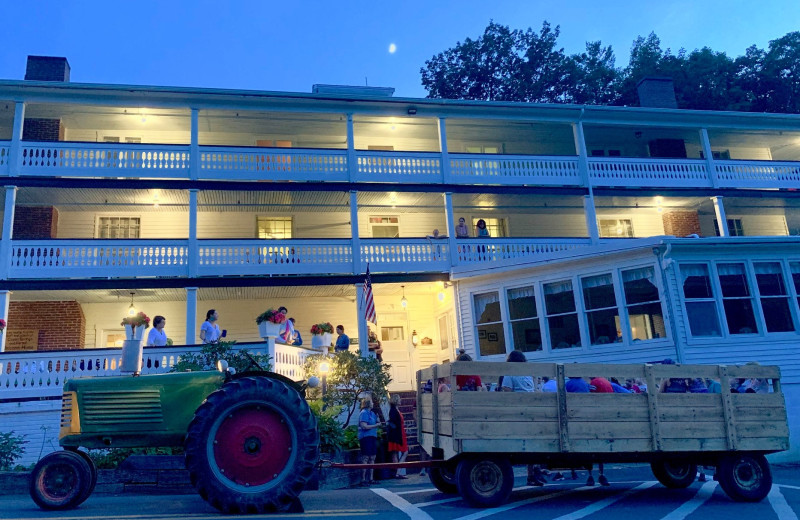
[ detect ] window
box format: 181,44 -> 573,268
96,216 -> 140,239
717,263 -> 758,334
791,262 -> 800,310
257,216 -> 292,239
380,326 -> 404,342
102,136 -> 120,143
713,218 -> 744,237
465,145 -> 499,154
581,274 -> 620,345
473,292 -> 505,356
590,149 -> 622,157
754,262 -> 794,333
598,219 -> 634,238
102,330 -> 126,348
125,137 -> 142,144
471,217 -> 507,237
622,267 -> 665,341
680,264 -> 721,337
507,286 -> 541,352
544,280 -> 580,349
369,216 -> 399,238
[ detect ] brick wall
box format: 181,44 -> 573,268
6,301 -> 86,351
22,118 -> 64,142
637,77 -> 678,109
662,210 -> 702,237
13,206 -> 58,239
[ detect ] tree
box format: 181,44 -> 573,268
564,41 -> 620,105
760,32 -> 800,113
170,341 -> 271,374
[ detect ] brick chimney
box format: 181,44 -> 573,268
25,56 -> 70,82
636,77 -> 677,109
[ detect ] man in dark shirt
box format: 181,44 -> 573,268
334,325 -> 350,353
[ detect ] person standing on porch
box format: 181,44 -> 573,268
146,316 -> 168,347
455,217 -> 470,238
334,325 -> 350,352
476,219 -> 490,237
200,309 -> 221,344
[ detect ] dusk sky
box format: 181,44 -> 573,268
1,0 -> 798,99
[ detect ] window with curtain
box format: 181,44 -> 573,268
754,262 -> 794,333
622,267 -> 666,341
507,286 -> 541,352
680,263 -> 721,337
717,263 -> 758,335
544,280 -> 580,349
473,291 -> 505,356
581,274 -> 620,345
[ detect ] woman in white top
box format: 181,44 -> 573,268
200,309 -> 221,344
146,315 -> 168,346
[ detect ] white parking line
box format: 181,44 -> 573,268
372,487 -> 435,520
415,496 -> 464,507
659,481 -> 718,520
769,485 -> 799,520
549,481 -> 658,520
778,484 -> 800,491
396,488 -> 439,495
452,486 -> 592,520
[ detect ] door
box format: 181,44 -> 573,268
378,314 -> 412,391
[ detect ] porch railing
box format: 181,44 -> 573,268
449,154 -> 581,186
456,238 -> 593,264
18,141 -> 190,178
0,141 -> 9,174
197,239 -> 353,275
0,342 -> 313,400
199,146 -> 348,181
715,159 -> 800,189
360,238 -> 450,273
588,157 -> 711,188
355,151 -> 442,183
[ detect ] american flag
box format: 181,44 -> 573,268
362,264 -> 377,325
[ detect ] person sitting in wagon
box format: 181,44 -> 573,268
455,350 -> 482,391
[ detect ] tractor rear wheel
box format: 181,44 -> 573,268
185,376 -> 319,514
29,450 -> 93,510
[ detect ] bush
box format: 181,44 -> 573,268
309,401 -> 345,454
88,447 -> 185,470
0,431 -> 27,471
171,341 -> 271,374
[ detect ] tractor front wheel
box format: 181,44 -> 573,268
29,450 -> 93,510
185,376 -> 319,514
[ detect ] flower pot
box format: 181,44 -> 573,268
120,339 -> 144,374
124,324 -> 147,341
258,321 -> 283,339
322,332 -> 332,347
311,334 -> 326,349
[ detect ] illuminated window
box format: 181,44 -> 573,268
370,216 -> 400,238
96,216 -> 140,239
599,219 -> 634,238
713,218 -> 744,236
257,216 -> 293,239
622,267 -> 665,341
581,273 -> 620,345
103,330 -> 126,348
380,326 -> 404,342
474,291 -> 505,356
471,217 -> 507,237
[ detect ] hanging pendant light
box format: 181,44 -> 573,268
128,292 -> 137,316
400,285 -> 408,309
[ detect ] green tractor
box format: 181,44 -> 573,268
29,360 -> 320,514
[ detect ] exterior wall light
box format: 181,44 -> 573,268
411,330 -> 419,347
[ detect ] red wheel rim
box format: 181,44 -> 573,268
38,462 -> 80,501
212,404 -> 293,488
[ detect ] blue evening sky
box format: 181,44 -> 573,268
1,0 -> 798,99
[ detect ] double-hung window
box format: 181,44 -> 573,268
507,286 -> 541,352
717,263 -> 758,334
754,262 -> 794,333
473,292 -> 505,356
96,216 -> 140,239
581,274 -> 619,345
622,267 -> 665,341
680,264 -> 721,337
544,280 -> 580,349
257,216 -> 292,239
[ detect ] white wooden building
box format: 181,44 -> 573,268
1,56 -> 800,463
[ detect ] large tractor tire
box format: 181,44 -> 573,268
29,450 -> 93,510
651,459 -> 698,489
716,453 -> 772,502
184,376 -> 319,514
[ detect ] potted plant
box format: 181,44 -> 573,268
255,309 -> 286,338
120,312 -> 150,341
310,322 -> 334,350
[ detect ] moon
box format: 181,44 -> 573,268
389,43 -> 397,54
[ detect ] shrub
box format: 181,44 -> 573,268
0,431 -> 27,471
88,447 -> 184,469
308,401 -> 345,454
171,341 -> 271,374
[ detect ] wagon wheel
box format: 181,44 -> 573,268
429,462 -> 458,494
29,450 -> 93,510
184,376 -> 319,514
650,459 -> 698,488
455,457 -> 514,508
716,453 -> 772,502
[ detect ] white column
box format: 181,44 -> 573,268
188,189 -> 198,277
700,128 -> 718,188
355,283 -> 369,358
438,117 -> 451,184
573,122 -> 600,244
185,287 -> 198,345
0,186 -> 17,280
346,114 -> 357,182
0,290 -> 9,352
8,101 -> 25,177
711,196 -> 729,237
190,108 -> 199,180
443,192 -> 457,266
350,190 -> 361,275
584,195 -> 600,244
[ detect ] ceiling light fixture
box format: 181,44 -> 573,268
128,292 -> 137,316
400,285 -> 408,309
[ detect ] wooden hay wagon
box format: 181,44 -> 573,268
417,361 -> 789,507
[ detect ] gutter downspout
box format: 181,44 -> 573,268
655,241 -> 684,363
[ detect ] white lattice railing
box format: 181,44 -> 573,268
19,142 -> 190,178
588,158 -> 711,187
355,151 -> 442,183
456,238 -> 592,264
360,238 -> 450,272
199,146 -> 349,181
9,240 -> 189,278
198,239 -> 353,276
0,342 -> 313,399
0,141 -> 9,174
449,154 -> 581,186
715,160 -> 800,189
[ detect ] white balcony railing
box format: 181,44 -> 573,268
449,154 -> 581,186
0,342 -> 313,400
0,140 -> 9,174
9,240 -> 189,279
588,158 -> 711,188
198,239 -> 353,276
361,238 -> 450,273
715,160 -> 800,189
355,151 -> 442,183
456,238 -> 593,264
19,142 -> 190,178
199,146 -> 349,181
